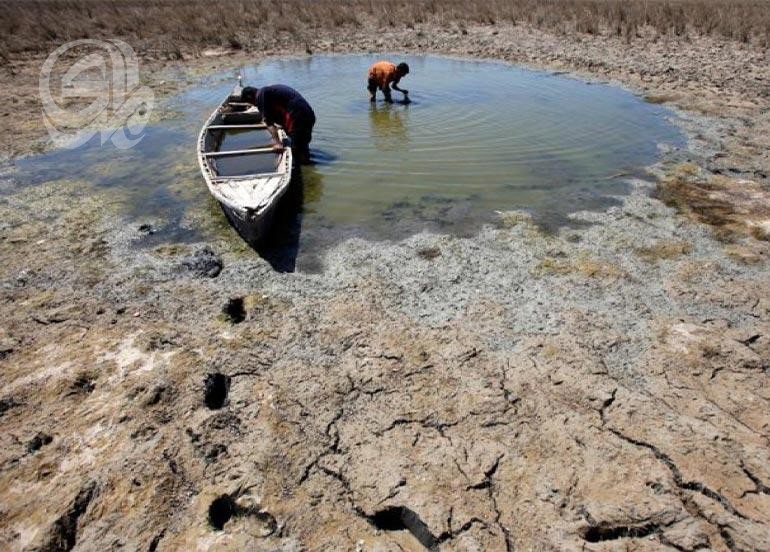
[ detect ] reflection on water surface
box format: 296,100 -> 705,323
16,55 -> 683,261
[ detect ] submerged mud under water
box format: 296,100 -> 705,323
14,55 -> 682,267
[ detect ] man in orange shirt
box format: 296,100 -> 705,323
367,61 -> 410,103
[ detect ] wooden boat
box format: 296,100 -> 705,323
197,79 -> 293,245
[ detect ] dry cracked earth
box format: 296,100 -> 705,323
2,23 -> 770,552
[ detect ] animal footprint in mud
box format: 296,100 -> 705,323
208,492 -> 277,537
222,297 -> 246,324
204,373 -> 230,410
367,506 -> 439,550
26,432 -> 53,453
66,373 -> 96,396
208,495 -> 235,530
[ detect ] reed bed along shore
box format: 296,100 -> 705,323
2,0 -> 769,60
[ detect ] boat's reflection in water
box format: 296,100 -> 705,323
253,151 -> 330,273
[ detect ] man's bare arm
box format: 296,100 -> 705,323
266,124 -> 283,150
391,80 -> 408,94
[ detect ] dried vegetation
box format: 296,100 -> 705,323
657,164 -> 770,243
2,0 -> 769,59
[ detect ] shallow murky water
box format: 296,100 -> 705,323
263,56 -> 682,230
14,55 -> 683,264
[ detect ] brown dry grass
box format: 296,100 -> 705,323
535,252 -> 627,279
657,175 -> 742,242
635,241 -> 694,262
656,164 -> 770,245
1,0 -> 769,59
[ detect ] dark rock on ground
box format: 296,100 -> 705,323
180,247 -> 223,278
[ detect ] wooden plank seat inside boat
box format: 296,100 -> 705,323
205,147 -> 277,157
207,118 -> 282,177
208,121 -> 279,175
220,106 -> 263,125
207,124 -> 268,130
211,124 -> 275,154
211,152 -> 282,178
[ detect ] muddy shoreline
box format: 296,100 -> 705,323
2,24 -> 770,551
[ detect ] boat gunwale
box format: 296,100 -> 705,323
197,96 -> 293,218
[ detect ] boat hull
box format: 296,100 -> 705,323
219,191 -> 285,247
197,86 -> 294,249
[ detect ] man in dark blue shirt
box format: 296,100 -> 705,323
241,85 -> 316,164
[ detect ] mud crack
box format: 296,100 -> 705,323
464,453 -> 512,551
740,464 -> 770,498
598,388 -> 618,425
466,453 -> 503,491
581,521 -> 661,542
378,415 -> 459,445
297,405 -> 344,485
607,428 -> 748,521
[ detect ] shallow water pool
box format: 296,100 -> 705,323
15,55 -> 683,261
258,55 -> 682,231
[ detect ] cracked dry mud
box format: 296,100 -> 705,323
2,24 -> 770,552
2,175 -> 769,551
